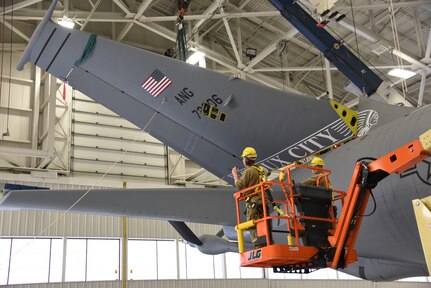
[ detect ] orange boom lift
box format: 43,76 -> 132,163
234,129 -> 431,273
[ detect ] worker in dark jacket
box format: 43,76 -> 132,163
302,157 -> 332,188
303,156 -> 336,218
232,147 -> 272,248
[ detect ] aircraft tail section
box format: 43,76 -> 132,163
357,97 -> 416,137
18,0 -> 354,183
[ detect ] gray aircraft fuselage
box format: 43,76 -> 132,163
286,104 -> 431,280
3,0 -> 430,281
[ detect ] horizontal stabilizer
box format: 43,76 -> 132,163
0,187 -> 237,226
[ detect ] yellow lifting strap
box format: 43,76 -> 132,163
412,196 -> 431,276
329,99 -> 358,135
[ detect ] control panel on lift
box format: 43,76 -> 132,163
234,129 -> 431,273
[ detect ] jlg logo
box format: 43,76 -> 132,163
247,249 -> 262,261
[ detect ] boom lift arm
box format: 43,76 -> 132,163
268,0 -> 412,106
235,129 -> 431,272
329,128 -> 431,268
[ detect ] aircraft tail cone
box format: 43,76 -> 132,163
17,0 -> 58,71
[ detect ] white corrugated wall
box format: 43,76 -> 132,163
4,279 -> 431,288
0,210 -> 220,238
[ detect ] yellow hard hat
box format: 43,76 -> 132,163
241,147 -> 257,160
310,157 -> 324,167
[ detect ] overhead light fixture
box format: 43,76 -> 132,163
58,17 -> 75,29
186,51 -> 206,65
388,68 -> 417,80
246,48 -> 257,60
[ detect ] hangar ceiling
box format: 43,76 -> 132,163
1,0 -> 430,107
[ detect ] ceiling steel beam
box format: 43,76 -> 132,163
243,29 -> 298,72
8,10 -> 280,23
139,11 -> 281,22
63,0 -> 69,16
133,21 -> 176,42
325,58 -> 333,99
117,23 -> 134,41
338,1 -> 431,11
80,0 -> 103,31
113,0 -> 134,18
221,3 -> 321,71
135,0 -> 153,17
425,28 -> 431,61
417,71 -> 427,107
221,3 -> 321,70
226,2 -> 286,36
334,18 -> 431,74
8,10 -> 131,22
392,50 -> 431,74
222,17 -> 243,66
292,58 -> 322,89
117,0 -> 153,41
134,21 -> 298,93
345,97 -> 359,108
239,0 -> 252,9
252,65 -> 406,72
192,0 -> 222,35
413,7 -> 426,57
1,0 -> 44,15
2,20 -> 30,42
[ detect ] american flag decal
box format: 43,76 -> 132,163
141,69 -> 172,97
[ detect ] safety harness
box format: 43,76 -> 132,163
244,165 -> 283,215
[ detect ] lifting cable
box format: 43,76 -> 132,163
277,40 -> 288,91
324,2 -> 411,102
319,52 -> 327,96
348,0 -> 367,96
4,0 -> 14,137
280,56 -> 286,92
0,3 -> 5,118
